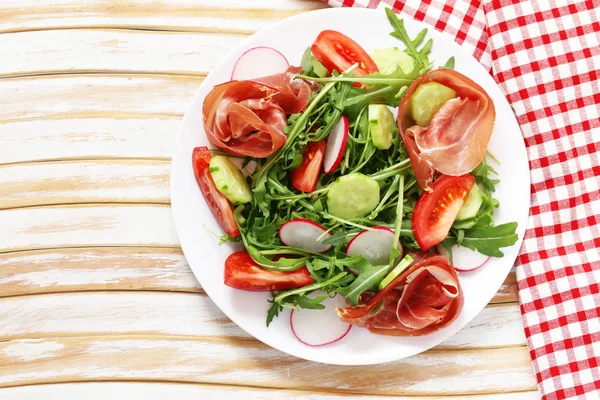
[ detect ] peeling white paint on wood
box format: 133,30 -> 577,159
0,0 -> 327,34
0,292 -> 526,348
0,160 -> 171,208
0,205 -> 180,252
0,29 -> 244,77
0,117 -> 178,164
0,248 -> 200,296
0,337 -> 537,394
0,75 -> 201,121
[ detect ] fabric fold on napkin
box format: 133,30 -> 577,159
320,1 -> 600,398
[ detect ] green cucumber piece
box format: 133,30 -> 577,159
368,104 -> 395,150
209,156 -> 252,204
379,254 -> 414,290
327,173 -> 380,219
456,183 -> 483,221
311,57 -> 329,78
370,47 -> 414,75
410,82 -> 456,126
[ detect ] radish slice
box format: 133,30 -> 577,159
346,226 -> 400,266
323,116 -> 349,174
231,46 -> 289,81
290,293 -> 352,347
437,244 -> 490,271
279,219 -> 332,253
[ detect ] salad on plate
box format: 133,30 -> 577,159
192,9 -> 519,346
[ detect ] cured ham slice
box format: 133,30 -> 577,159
398,69 -> 495,191
203,67 -> 312,158
337,253 -> 463,336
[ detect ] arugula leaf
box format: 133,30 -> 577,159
288,293 -> 328,310
266,300 -> 283,327
443,56 -> 455,69
459,222 -> 519,257
385,8 -> 433,71
337,257 -> 389,305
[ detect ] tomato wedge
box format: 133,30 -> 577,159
290,140 -> 326,193
224,251 -> 314,291
192,147 -> 240,237
412,175 -> 475,251
311,30 -> 379,76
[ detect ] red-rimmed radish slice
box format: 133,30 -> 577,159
323,115 -> 349,174
231,46 -> 289,81
290,293 -> 352,347
279,219 -> 332,253
436,244 -> 490,271
346,226 -> 400,266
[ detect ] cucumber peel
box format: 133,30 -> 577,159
209,156 -> 252,204
368,104 -> 395,150
456,184 -> 483,221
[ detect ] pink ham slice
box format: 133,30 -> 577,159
398,69 -> 496,191
337,253 -> 463,336
203,67 -> 312,158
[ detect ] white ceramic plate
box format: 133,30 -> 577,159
170,7 -> 530,365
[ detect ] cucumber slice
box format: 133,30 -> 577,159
410,82 -> 456,126
327,173 -> 380,219
368,104 -> 395,150
456,183 -> 483,221
370,47 -> 414,75
209,156 -> 252,204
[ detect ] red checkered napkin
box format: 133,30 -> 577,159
320,0 -> 600,398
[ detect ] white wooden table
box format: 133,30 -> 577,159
0,1 -> 540,398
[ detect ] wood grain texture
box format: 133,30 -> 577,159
0,337 -> 536,394
0,29 -> 243,77
0,160 -> 171,209
1,382 -> 542,400
0,117 -> 179,164
0,0 -> 328,34
0,205 -> 180,253
0,248 -> 200,297
0,75 -> 201,122
0,292 -> 526,348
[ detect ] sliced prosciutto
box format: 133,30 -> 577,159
203,67 -> 312,158
398,69 -> 495,191
337,253 -> 463,336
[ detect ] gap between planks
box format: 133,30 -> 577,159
0,381 -> 543,400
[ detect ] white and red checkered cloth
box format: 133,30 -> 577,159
320,0 -> 600,398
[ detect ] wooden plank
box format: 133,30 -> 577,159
0,292 -> 526,348
0,117 -> 179,164
0,382 -> 542,400
0,29 -> 245,78
0,246 -> 517,304
0,205 -> 180,253
0,0 -> 327,34
0,248 -> 200,297
0,160 -> 170,209
0,75 -> 201,122
0,336 -> 536,394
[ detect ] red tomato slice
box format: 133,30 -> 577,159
412,175 -> 475,251
192,147 -> 240,237
224,251 -> 314,291
311,30 -> 379,76
290,140 -> 326,193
